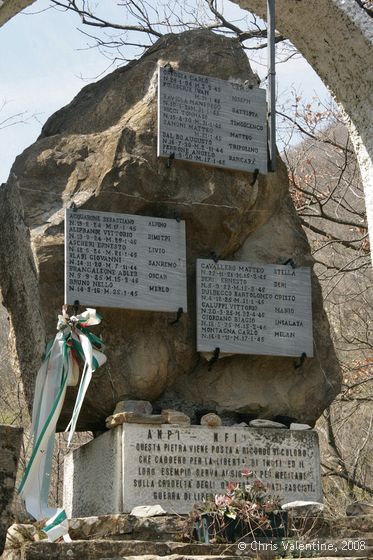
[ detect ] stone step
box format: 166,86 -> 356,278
73,556 -> 371,560
300,515 -> 373,538
66,514 -> 373,542
6,515 -> 373,551
96,556 -> 371,560
3,540 -> 251,560
68,514 -> 186,542
61,555 -> 242,560
3,538 -> 372,560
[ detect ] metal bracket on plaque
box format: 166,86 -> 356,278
174,212 -> 181,223
244,80 -> 255,90
250,168 -> 260,186
163,62 -> 174,73
70,201 -> 78,212
169,307 -> 183,326
166,152 -> 175,169
294,352 -> 307,370
73,299 -> 80,316
208,347 -> 220,371
210,251 -> 219,263
284,258 -> 296,269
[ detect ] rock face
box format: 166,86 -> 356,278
0,425 -> 23,554
0,177 -> 45,413
161,189 -> 341,426
2,29 -> 341,430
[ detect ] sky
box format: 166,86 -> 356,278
0,0 -> 330,184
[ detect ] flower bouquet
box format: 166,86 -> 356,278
192,470 -> 287,543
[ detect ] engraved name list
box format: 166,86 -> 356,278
65,209 -> 187,312
197,259 -> 313,357
158,68 -> 268,173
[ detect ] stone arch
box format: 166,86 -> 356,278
0,0 -> 36,27
233,0 -> 373,261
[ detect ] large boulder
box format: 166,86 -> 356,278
0,177 -> 45,410
2,29 -> 341,430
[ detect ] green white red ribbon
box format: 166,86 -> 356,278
18,307 -> 106,542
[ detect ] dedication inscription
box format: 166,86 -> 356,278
65,209 -> 187,312
122,425 -> 322,513
63,425 -> 322,517
158,67 -> 268,173
197,259 -> 313,357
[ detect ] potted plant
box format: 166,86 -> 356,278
191,469 -> 288,544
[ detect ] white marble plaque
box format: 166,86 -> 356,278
64,425 -> 322,517
197,259 -> 313,357
65,209 -> 187,312
158,67 -> 268,173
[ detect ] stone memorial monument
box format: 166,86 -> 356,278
0,30 -> 341,434
0,29 -> 342,521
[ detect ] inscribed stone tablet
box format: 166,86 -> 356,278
65,209 -> 187,312
158,67 -> 268,173
197,259 -> 313,357
63,425 -> 322,517
122,425 -> 322,513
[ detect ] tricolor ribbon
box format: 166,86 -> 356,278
18,307 -> 106,542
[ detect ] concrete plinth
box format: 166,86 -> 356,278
63,424 -> 322,518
